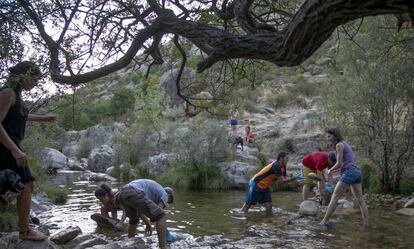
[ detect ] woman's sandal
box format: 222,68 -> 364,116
19,229 -> 48,241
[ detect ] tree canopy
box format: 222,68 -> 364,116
1,0 -> 414,87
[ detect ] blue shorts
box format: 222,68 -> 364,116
230,119 -> 238,126
245,182 -> 272,205
339,168 -> 362,185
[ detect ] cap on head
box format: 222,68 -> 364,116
164,187 -> 174,203
328,151 -> 337,165
9,61 -> 41,78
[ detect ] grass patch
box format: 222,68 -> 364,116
38,183 -> 70,204
0,203 -> 18,231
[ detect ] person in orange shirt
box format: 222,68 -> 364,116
241,152 -> 295,215
301,151 -> 336,202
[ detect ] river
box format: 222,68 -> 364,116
37,170 -> 414,248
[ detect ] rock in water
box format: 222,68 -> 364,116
91,213 -> 118,228
298,200 -> 318,216
50,226 -> 81,244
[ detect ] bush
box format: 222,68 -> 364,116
38,183 -> 70,204
360,161 -> 381,194
173,116 -> 230,165
75,139 -> 93,159
271,91 -> 294,109
278,137 -> 295,153
0,203 -> 18,231
109,87 -> 136,117
159,160 -> 230,190
399,175 -> 414,196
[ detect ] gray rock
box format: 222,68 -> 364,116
337,199 -> 354,209
62,123 -> 126,158
68,158 -> 86,171
65,234 -> 102,248
218,161 -> 256,189
74,236 -> 108,249
15,240 -> 59,249
295,141 -> 321,155
404,198 -> 414,208
160,68 -> 196,107
49,225 -> 81,244
89,237 -> 145,249
88,145 -> 114,173
147,153 -> 177,176
40,148 -> 68,172
298,200 -> 318,216
89,173 -> 117,182
395,208 -> 414,216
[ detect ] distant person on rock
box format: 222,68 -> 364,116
229,107 -> 239,135
95,184 -> 126,226
320,128 -> 368,229
301,151 -> 336,202
241,152 -> 296,215
245,125 -> 256,145
95,179 -> 174,249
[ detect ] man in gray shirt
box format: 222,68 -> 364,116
113,179 -> 174,249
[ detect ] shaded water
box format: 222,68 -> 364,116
39,171 -> 414,248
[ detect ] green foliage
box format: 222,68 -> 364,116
252,151 -> 268,167
159,160 -> 230,190
110,163 -> 151,183
278,137 -> 295,153
399,176 -> 414,196
38,183 -> 70,204
75,139 -> 93,159
267,90 -> 294,109
109,87 -> 136,117
324,16 -> 414,193
173,116 -> 230,165
360,161 -> 381,194
0,203 -> 18,231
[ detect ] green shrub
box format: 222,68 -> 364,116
399,175 -> 414,196
109,87 -> 136,117
252,151 -> 268,167
360,161 -> 381,194
38,183 -> 70,204
173,116 -> 230,165
271,91 -> 294,109
278,137 -> 295,153
159,160 -> 230,190
0,203 -> 18,231
75,139 -> 93,159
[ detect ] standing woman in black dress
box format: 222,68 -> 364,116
0,61 -> 56,240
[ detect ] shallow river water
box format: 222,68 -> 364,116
38,171 -> 414,248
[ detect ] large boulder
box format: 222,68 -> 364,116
295,141 -> 321,156
62,123 -> 126,158
49,226 -> 82,244
147,153 -> 177,176
40,148 -> 67,172
218,161 -> 256,189
87,145 -> 114,173
298,200 -> 318,216
160,68 -> 196,107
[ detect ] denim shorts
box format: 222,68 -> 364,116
340,168 -> 362,185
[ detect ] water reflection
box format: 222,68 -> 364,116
38,171 -> 414,248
